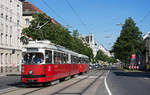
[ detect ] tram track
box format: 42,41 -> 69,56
50,70 -> 106,95
0,88 -> 21,95
22,70 -> 100,95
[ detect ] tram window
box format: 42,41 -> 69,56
61,53 -> 64,64
54,52 -> 61,64
77,57 -> 79,64
64,54 -> 68,64
61,53 -> 67,64
75,56 -> 78,64
45,50 -> 52,64
23,53 -> 44,64
79,58 -> 81,64
71,55 -> 75,64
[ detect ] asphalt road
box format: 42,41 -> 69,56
108,65 -> 150,95
0,76 -> 21,90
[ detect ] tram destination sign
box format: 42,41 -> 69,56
27,48 -> 38,52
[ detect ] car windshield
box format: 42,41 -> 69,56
23,52 -> 44,64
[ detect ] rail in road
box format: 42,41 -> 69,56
0,69 -> 109,95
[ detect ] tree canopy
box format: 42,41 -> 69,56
21,13 -> 93,61
95,49 -> 117,63
113,17 -> 145,64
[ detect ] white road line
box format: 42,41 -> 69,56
104,70 -> 112,95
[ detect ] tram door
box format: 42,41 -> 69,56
45,50 -> 53,80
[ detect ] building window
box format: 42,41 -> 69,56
17,20 -> 19,26
25,18 -> 30,25
1,53 -> 3,65
6,25 -> 8,33
0,23 -> 3,32
1,13 -> 3,18
1,33 -> 3,45
17,37 -> 19,47
6,15 -> 8,21
6,34 -> 8,45
10,35 -> 12,46
17,4 -> 19,7
10,17 -> 12,22
10,26 -> 12,34
10,54 -> 12,64
5,53 -> 8,64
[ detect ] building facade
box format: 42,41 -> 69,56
143,31 -> 150,70
0,0 -> 22,73
22,1 -> 60,28
80,33 -> 111,57
22,1 -> 43,28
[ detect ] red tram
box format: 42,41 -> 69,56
21,41 -> 89,85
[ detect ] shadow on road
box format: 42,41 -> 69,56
113,71 -> 150,78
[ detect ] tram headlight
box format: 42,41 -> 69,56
29,70 -> 33,74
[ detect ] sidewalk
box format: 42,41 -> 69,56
0,72 -> 21,76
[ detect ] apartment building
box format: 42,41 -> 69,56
80,33 -> 111,57
22,1 -> 60,28
0,0 -> 22,73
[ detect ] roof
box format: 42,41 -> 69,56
143,31 -> 150,40
22,1 -> 43,15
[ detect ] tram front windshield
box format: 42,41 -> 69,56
23,52 -> 44,64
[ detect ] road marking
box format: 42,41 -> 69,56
88,76 -> 98,79
104,70 -> 112,95
100,76 -> 105,79
144,78 -> 149,80
76,76 -> 88,78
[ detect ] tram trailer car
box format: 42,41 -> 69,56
21,41 -> 89,85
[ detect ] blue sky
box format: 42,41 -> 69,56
27,0 -> 150,50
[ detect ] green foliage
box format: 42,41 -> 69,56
113,17 -> 145,64
95,49 -> 107,62
95,49 -> 117,63
72,29 -> 79,38
21,13 -> 93,61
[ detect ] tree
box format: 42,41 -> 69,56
113,17 -> 145,64
72,29 -> 79,38
95,49 -> 107,62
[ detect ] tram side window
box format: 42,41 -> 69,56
65,54 -> 68,64
45,50 -> 52,64
71,56 -> 78,64
82,58 -> 85,64
75,56 -> 79,64
71,55 -> 75,64
62,53 -> 68,64
54,52 -> 61,64
79,57 -> 81,64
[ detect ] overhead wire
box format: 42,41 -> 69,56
41,0 -> 70,26
64,0 -> 90,32
139,10 -> 150,30
139,11 -> 150,24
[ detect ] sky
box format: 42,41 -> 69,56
27,0 -> 150,50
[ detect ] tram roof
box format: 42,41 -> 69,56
23,40 -> 88,58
